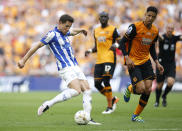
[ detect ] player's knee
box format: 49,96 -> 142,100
83,89 -> 92,96
136,82 -> 145,94
141,87 -> 146,94
78,90 -> 82,94
68,79 -> 82,94
103,76 -> 111,87
94,80 -> 103,90
136,84 -> 145,94
103,80 -> 110,87
157,82 -> 164,89
167,81 -> 174,87
80,80 -> 90,91
167,77 -> 175,87
167,83 -> 174,87
145,88 -> 151,95
71,87 -> 81,94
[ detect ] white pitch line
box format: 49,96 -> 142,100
93,129 -> 181,131
143,129 -> 181,131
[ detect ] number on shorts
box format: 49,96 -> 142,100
105,65 -> 111,72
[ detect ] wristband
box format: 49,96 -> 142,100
114,43 -> 119,48
88,49 -> 92,53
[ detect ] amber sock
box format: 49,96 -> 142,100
105,86 -> 112,108
134,100 -> 146,115
134,94 -> 150,115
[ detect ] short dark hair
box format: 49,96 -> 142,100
147,6 -> 158,14
99,11 -> 109,18
59,14 -> 74,23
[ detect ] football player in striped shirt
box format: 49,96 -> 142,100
17,14 -> 101,125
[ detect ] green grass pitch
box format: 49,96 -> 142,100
0,92 -> 182,131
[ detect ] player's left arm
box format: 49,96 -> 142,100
150,35 -> 164,74
113,28 -> 121,42
69,28 -> 87,36
85,31 -> 97,57
110,28 -> 121,51
177,35 -> 182,41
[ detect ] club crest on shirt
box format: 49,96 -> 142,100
133,77 -> 137,82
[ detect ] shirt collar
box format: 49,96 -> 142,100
55,27 -> 64,35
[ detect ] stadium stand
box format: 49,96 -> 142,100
0,0 -> 181,81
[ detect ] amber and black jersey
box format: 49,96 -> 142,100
158,34 -> 182,63
122,21 -> 158,65
94,25 -> 120,64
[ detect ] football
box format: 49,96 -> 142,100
74,110 -> 90,125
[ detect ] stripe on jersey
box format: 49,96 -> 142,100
53,43 -> 69,67
48,44 -> 65,69
48,44 -> 67,68
44,31 -> 55,44
65,36 -> 78,65
55,32 -> 74,67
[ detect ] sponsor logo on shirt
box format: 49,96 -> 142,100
141,38 -> 152,45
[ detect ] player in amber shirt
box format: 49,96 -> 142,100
85,12 -> 120,114
111,6 -> 164,122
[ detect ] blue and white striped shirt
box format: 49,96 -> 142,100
40,27 -> 78,70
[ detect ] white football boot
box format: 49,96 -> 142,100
88,119 -> 102,125
37,101 -> 50,116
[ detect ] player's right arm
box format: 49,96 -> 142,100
119,37 -> 134,70
18,31 -> 55,69
115,24 -> 136,69
18,42 -> 44,68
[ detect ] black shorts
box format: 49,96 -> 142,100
128,60 -> 155,86
156,62 -> 176,83
94,63 -> 116,79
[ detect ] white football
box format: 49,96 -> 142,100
74,110 -> 90,125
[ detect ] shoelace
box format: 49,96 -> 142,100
124,89 -> 130,97
134,116 -> 144,122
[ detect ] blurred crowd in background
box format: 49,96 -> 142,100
0,0 -> 182,80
